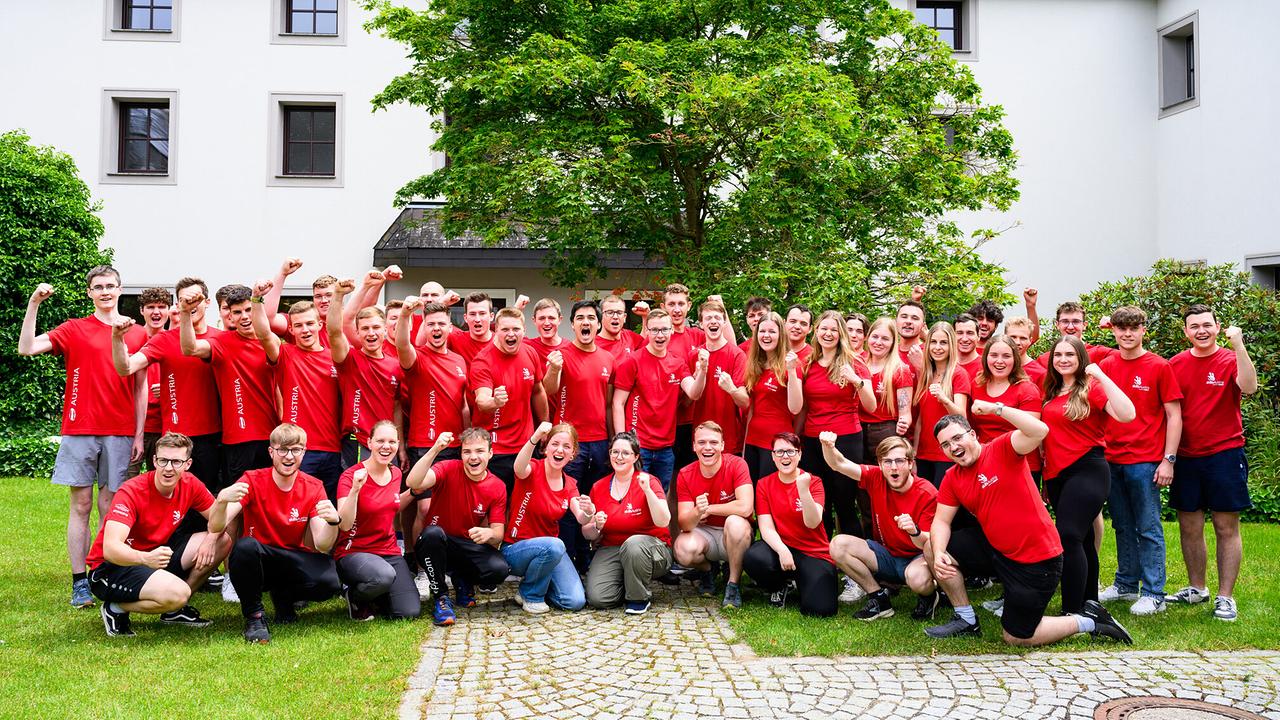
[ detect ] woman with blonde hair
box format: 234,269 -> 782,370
859,317 -> 915,460
912,322 -> 970,486
743,312 -> 803,481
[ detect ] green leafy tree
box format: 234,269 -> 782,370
0,130 -> 113,425
365,0 -> 1019,319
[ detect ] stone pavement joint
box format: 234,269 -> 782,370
402,584 -> 1280,720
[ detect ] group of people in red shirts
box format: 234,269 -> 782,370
18,259 -> 1258,647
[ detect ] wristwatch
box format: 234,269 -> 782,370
1164,454 -> 1177,464
995,402 -> 1005,416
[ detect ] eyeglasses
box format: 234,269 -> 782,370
90,283 -> 119,293
938,431 -> 973,452
153,457 -> 188,468
771,449 -> 799,458
649,327 -> 672,335
882,458 -> 911,467
1058,319 -> 1085,327
603,310 -> 626,317
272,446 -> 305,457
610,450 -> 635,457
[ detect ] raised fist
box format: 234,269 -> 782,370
253,279 -> 274,297
970,399 -> 997,416
280,258 -> 304,277
351,468 -> 368,492
336,278 -> 358,295
818,431 -> 838,448
785,351 -> 798,371
30,283 -> 55,304
218,482 -> 250,504
402,295 -> 423,312
632,301 -> 649,316
434,431 -> 455,450
911,285 -> 927,302
382,265 -> 404,281
178,292 -> 204,313
492,385 -> 509,407
514,295 -> 530,310
533,421 -> 553,442
314,499 -> 339,524
443,290 -> 461,307
928,382 -> 944,400
716,368 -> 736,392
363,270 -> 384,286
592,511 -> 607,530
546,350 -> 564,370
112,317 -> 136,337
1023,287 -> 1038,306
1225,326 -> 1244,344
1083,363 -> 1104,380
696,348 -> 710,372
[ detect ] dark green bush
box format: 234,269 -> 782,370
0,421 -> 60,478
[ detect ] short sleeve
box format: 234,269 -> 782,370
106,485 -> 139,527
915,493 -> 937,533
1088,382 -> 1109,411
470,355 -> 495,391
235,478 -> 255,510
937,477 -> 958,507
486,485 -> 507,525
613,355 -> 638,392
755,480 -> 772,516
952,367 -> 972,395
190,483 -> 215,513
1015,381 -> 1042,411
859,466 -> 883,493
1157,362 -> 1183,403
893,366 -> 915,390
729,458 -> 752,490
645,473 -> 666,500
806,475 -> 825,507
46,320 -> 75,356
675,468 -> 694,503
140,332 -> 167,363
336,466 -> 356,499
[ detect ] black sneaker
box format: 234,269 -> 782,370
101,603 -> 135,637
698,569 -> 716,598
768,580 -> 796,608
965,575 -> 994,591
656,571 -> 681,586
244,612 -> 271,644
854,591 -> 895,621
275,603 -> 299,625
346,589 -> 376,622
925,612 -> 981,639
1081,599 -> 1133,644
205,571 -> 225,591
911,590 -> 942,621
160,605 -> 213,628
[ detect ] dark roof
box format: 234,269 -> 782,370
371,205 -> 661,270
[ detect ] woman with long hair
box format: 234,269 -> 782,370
743,312 -> 803,480
1041,336 -> 1135,614
969,334 -> 1044,478
859,317 -> 914,459
912,322 -> 970,486
581,432 -> 673,614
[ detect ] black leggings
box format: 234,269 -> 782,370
914,459 -> 953,488
801,433 -> 864,538
743,444 -> 777,483
336,552 -> 421,619
1047,446 -> 1110,614
413,526 -> 510,598
743,540 -> 838,617
229,538 -> 341,618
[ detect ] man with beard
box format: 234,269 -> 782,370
327,279 -> 403,468
966,300 -> 1005,351
471,307 -> 550,491
895,300 -> 926,369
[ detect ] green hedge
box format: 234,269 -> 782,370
1,421 -> 59,478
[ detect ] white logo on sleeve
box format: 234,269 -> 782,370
111,504 -> 130,518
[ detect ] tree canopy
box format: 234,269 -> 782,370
366,0 -> 1019,317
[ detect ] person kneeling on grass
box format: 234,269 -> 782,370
742,433 -> 838,618
821,433 -> 943,622
406,428 -> 510,627
90,432 -> 233,637
209,423 -> 343,644
503,422 -> 590,614
925,404 -> 1132,646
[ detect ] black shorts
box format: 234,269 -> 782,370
223,439 -> 271,486
945,527 -> 1062,640
404,446 -> 461,496
1170,446 -> 1252,513
87,532 -> 194,603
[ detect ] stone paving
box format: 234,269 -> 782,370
400,585 -> 1280,720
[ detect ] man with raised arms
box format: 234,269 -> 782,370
89,432 -> 233,636
328,278 -> 403,468
691,300 -> 748,456
129,287 -> 172,476
673,422 -> 754,608
595,294 -> 644,359
470,307 -> 550,490
19,266 -> 148,608
209,423 -> 342,643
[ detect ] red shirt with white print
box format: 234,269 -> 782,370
426,459 -> 507,538
47,316 -> 148,436
596,329 -> 644,360
1170,347 -> 1244,457
334,464 -> 404,559
1100,351 -> 1183,464
755,471 -> 831,562
1041,382 -> 1109,480
273,343 -> 342,452
613,348 -> 691,449
206,331 -> 277,444
404,348 -> 468,448
860,364 -> 914,424
744,371 -> 795,448
859,466 -> 937,559
675,454 -> 751,528
969,379 -> 1044,472
140,327 -> 225,437
469,343 -> 544,454
506,461 -> 579,542
86,471 -> 214,569
801,358 -> 870,437
690,342 -> 747,453
552,344 -> 615,443
337,349 -> 402,446
913,366 -> 972,462
236,467 -> 328,552
589,472 -> 671,547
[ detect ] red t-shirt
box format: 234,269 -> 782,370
1100,351 -> 1183,464
1041,382 -> 1109,479
273,344 -> 342,452
47,316 -> 148,436
86,472 -> 215,569
755,472 -> 831,562
675,454 -> 752,528
938,433 -> 1062,564
914,367 -> 972,462
425,459 -> 507,537
596,329 -> 644,360
969,380 -> 1044,471
140,327 -> 224,437
206,331 -> 277,444
669,326 -> 706,425
1035,343 -> 1113,369
1170,347 -> 1244,457
737,338 -> 753,354
334,464 -> 404,559
404,348 -> 468,448
447,331 -> 492,369
958,357 -> 984,384
589,473 -> 671,547
690,342 -> 747,453
236,467 -> 328,552
506,461 -> 578,542
552,343 -> 614,443
860,466 -> 937,559
470,343 -> 544,455
861,364 -> 914,424
1023,360 -> 1047,389
801,359 -> 869,436
523,336 -> 565,367
143,363 -> 162,434
337,350 -> 402,446
613,349 -> 691,449
745,371 -> 795,448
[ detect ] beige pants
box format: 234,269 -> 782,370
585,535 -> 672,607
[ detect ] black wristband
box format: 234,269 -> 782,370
908,528 -> 921,537
326,520 -> 340,526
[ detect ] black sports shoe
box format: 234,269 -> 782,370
1081,599 -> 1133,644
854,591 -> 895,621
911,590 -> 942,621
275,604 -> 299,625
160,605 -> 213,628
205,571 -> 225,590
698,569 -> 716,598
965,575 -> 994,591
244,612 -> 271,644
925,612 -> 981,639
101,603 -> 135,637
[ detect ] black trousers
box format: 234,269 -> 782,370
336,552 -> 421,619
1047,446 -> 1110,614
228,538 -> 340,618
413,526 -> 510,598
488,453 -> 518,496
674,423 -> 695,475
801,433 -> 864,538
743,540 -> 838,617
177,432 -> 225,535
743,444 -> 778,483
223,439 -> 271,486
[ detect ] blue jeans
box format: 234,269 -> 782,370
1107,462 -> 1166,597
501,537 -> 585,610
639,446 -> 675,491
300,450 -> 344,502
565,439 -> 610,487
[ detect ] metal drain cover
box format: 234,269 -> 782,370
1096,697 -> 1269,720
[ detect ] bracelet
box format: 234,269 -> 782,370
908,528 -> 921,537
250,296 -> 264,304
326,519 -> 340,526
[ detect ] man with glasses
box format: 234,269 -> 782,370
19,265 -> 148,609
1033,301 -> 1113,369
89,432 -> 233,636
210,423 -> 342,643
924,404 -> 1132,646
595,296 -> 643,359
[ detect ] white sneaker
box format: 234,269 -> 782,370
1098,584 -> 1139,603
1165,585 -> 1210,605
414,571 -> 432,602
981,597 -> 1005,615
838,577 -> 866,604
222,579 -> 240,604
522,600 -> 551,614
514,591 -> 526,606
1129,596 -> 1166,616
1213,595 -> 1238,622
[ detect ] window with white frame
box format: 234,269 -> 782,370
270,0 -> 346,46
1158,11 -> 1199,117
103,0 -> 180,41
267,92 -> 344,187
100,89 -> 178,185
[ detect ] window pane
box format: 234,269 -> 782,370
124,108 -> 148,138
292,0 -> 315,9
316,12 -> 337,34
150,141 -> 169,171
316,0 -> 338,10
914,8 -> 934,24
935,8 -> 954,26
287,110 -> 312,141
287,143 -> 312,174
154,0 -> 173,7
313,109 -> 335,140
938,29 -> 955,48
313,143 -> 335,175
125,140 -> 149,170
150,108 -> 169,140
153,8 -> 172,30
291,12 -> 313,33
131,8 -> 152,29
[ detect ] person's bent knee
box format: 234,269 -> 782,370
586,584 -> 619,609
414,525 -> 447,554
1002,629 -> 1035,647
232,536 -> 264,560
619,534 -> 651,556
904,562 -> 934,595
673,533 -> 703,566
723,515 -> 752,541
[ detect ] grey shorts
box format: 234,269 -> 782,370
51,435 -> 133,491
693,524 -> 727,562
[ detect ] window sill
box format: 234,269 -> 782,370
113,28 -> 173,33
279,32 -> 340,37
276,174 -> 337,179
104,26 -> 180,42
1159,97 -> 1199,119
109,171 -> 170,176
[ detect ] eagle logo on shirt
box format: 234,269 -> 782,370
1206,372 -> 1225,387
473,503 -> 484,514
522,368 -> 534,381
329,366 -> 338,378
289,507 -> 301,522
978,473 -> 998,489
172,510 -> 181,524
456,366 -> 466,378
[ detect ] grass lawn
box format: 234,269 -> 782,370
725,517 -> 1280,657
0,477 -> 428,719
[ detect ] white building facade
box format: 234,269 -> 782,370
3,0 -> 1276,324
